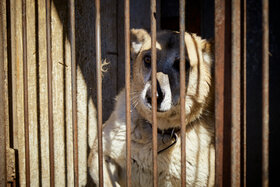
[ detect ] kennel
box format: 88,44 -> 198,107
1,0 -> 279,186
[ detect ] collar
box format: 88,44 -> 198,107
157,127 -> 180,137
148,123 -> 180,154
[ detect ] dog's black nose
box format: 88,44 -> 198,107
145,81 -> 164,109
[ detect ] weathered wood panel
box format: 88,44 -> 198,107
0,0 -> 8,185
8,0 -> 98,185
10,0 -> 26,185
26,0 -> 39,185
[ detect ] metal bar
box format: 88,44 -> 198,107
95,0 -> 103,186
69,0 -> 79,186
22,0 -> 30,186
241,0 -> 247,186
46,0 -> 55,186
150,0 -> 157,186
262,0 -> 269,186
231,0 -> 241,186
179,0 -> 186,186
124,0 -> 131,186
214,0 -> 225,186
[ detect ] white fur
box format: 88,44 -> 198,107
203,53 -> 211,65
131,42 -> 143,55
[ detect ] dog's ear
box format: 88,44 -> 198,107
130,29 -> 150,58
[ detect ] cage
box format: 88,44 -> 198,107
0,0 -> 279,186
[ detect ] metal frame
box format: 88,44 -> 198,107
262,0 -> 269,186
214,0 -> 226,185
124,0 -> 132,186
69,0 -> 79,186
95,0 -> 104,186
45,0 -> 55,186
179,0 -> 187,186
22,0 -> 31,186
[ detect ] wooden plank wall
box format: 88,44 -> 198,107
3,0 -> 157,186
8,0 -> 89,185
0,0 -> 8,185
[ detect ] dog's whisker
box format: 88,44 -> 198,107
162,136 -> 166,144
170,128 -> 175,140
131,98 -> 139,109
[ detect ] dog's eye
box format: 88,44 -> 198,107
173,58 -> 190,72
143,55 -> 151,68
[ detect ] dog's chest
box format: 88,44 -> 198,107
129,144 -> 182,187
129,128 -> 182,187
104,112 -> 214,186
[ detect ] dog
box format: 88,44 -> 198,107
88,29 -> 215,186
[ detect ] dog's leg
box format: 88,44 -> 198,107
88,90 -> 127,186
88,141 -> 119,187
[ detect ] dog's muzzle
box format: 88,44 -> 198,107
142,72 -> 172,112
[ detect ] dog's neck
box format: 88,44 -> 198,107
146,122 -> 180,154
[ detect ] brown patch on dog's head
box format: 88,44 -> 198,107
130,29 -> 214,130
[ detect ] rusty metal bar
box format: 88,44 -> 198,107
262,0 -> 269,186
150,0 -> 157,186
124,0 -> 132,186
214,0 -> 225,186
241,0 -> 247,186
46,0 -> 55,186
22,0 -> 30,186
231,0 -> 241,186
69,0 -> 79,186
179,0 -> 186,186
95,0 -> 103,186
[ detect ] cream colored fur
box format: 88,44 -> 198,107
88,29 -> 215,187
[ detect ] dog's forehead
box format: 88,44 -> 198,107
140,31 -> 180,52
157,31 -> 180,50
156,32 -> 183,62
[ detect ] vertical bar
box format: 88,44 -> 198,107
46,0 -> 55,186
215,0 -> 225,184
22,0 -> 30,186
262,0 -> 269,186
150,0 -> 157,186
241,0 -> 247,186
95,0 -> 103,186
215,0 -> 225,186
124,0 -> 131,187
179,0 -> 186,186
70,0 -> 79,186
231,0 -> 241,186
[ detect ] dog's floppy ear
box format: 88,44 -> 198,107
130,29 -> 150,58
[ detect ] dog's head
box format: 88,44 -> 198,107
130,29 -> 213,130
